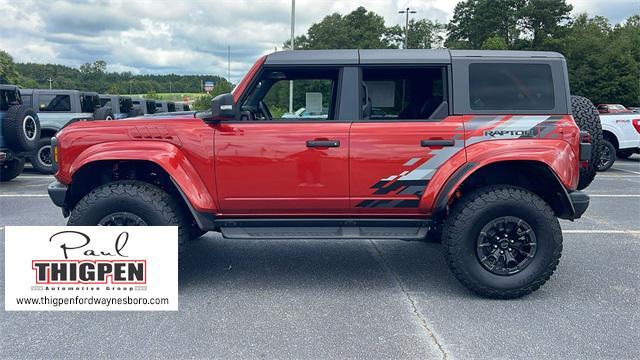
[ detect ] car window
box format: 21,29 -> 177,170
80,95 -> 99,113
99,98 -> 111,107
168,103 -> 176,112
469,63 -> 554,111
120,98 -> 132,113
0,89 -> 19,111
242,68 -> 338,121
362,67 -> 447,120
146,101 -> 156,114
39,94 -> 71,112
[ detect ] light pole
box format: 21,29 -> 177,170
227,45 -> 231,85
398,7 -> 417,49
289,0 -> 295,113
47,77 -> 53,90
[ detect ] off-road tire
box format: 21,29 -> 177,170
31,137 -> 54,174
0,158 -> 25,182
67,180 -> 190,255
597,139 -> 616,171
93,107 -> 114,120
2,105 -> 41,151
127,108 -> 143,117
442,185 -> 562,299
616,149 -> 635,159
571,95 -> 602,189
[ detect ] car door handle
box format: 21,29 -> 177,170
307,140 -> 340,148
420,139 -> 455,147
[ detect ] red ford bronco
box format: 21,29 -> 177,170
48,49 -> 600,298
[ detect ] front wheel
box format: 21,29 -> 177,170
597,140 -> 616,171
1,158 -> 25,182
31,137 -> 54,174
442,185 -> 562,299
67,180 -> 190,255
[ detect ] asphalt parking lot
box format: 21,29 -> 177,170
1,157 -> 639,359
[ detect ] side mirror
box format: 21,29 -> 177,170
209,93 -> 235,121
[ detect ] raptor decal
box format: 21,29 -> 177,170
356,115 -> 572,208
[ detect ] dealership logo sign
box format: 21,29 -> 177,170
5,226 -> 178,311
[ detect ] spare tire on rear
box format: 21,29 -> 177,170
126,108 -> 143,118
2,105 -> 41,151
571,95 -> 602,190
93,106 -> 114,120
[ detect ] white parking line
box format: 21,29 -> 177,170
613,167 -> 640,175
588,194 -> 640,197
0,194 -> 49,197
562,230 -> 640,234
19,175 -> 54,179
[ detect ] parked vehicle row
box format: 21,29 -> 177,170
0,85 -> 41,181
2,87 -> 193,176
596,113 -> 640,171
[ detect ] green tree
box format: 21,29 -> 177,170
285,6 -> 395,49
0,50 -> 19,84
386,19 -> 446,49
481,35 -> 509,49
445,0 -> 572,49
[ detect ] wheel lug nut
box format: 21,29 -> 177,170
494,245 -> 498,248
508,248 -> 512,251
510,240 -> 514,243
500,250 -> 504,254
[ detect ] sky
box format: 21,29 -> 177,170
0,0 -> 637,82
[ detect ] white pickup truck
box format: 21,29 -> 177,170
598,113 -> 640,171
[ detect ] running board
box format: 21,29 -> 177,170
215,219 -> 432,240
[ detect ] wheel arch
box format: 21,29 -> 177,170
433,160 -> 576,220
65,159 -> 217,230
602,130 -> 619,149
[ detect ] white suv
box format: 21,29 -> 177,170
598,113 -> 640,170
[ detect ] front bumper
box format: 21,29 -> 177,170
48,181 -> 68,208
569,190 -> 590,219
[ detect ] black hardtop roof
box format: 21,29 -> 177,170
264,49 -> 564,65
100,94 -> 131,99
0,84 -> 19,91
20,89 -> 81,95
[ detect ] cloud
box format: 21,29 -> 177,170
0,0 -> 636,81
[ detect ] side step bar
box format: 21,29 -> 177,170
214,219 -> 433,240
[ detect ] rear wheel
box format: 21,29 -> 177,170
442,185 -> 562,299
571,95 -> 602,189
0,158 -> 25,182
31,137 -> 54,174
67,180 -> 190,255
597,139 -> 616,171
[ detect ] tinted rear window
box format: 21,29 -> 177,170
0,89 -> 19,111
469,63 -> 554,111
39,94 -> 71,112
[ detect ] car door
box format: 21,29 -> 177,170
349,65 -> 465,215
214,66 -> 352,215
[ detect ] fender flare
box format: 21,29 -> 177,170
69,141 -> 218,213
426,140 -> 579,219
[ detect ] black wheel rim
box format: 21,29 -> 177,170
23,116 -> 37,140
476,216 -> 537,276
38,145 -> 52,166
599,144 -> 612,169
98,212 -> 148,226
